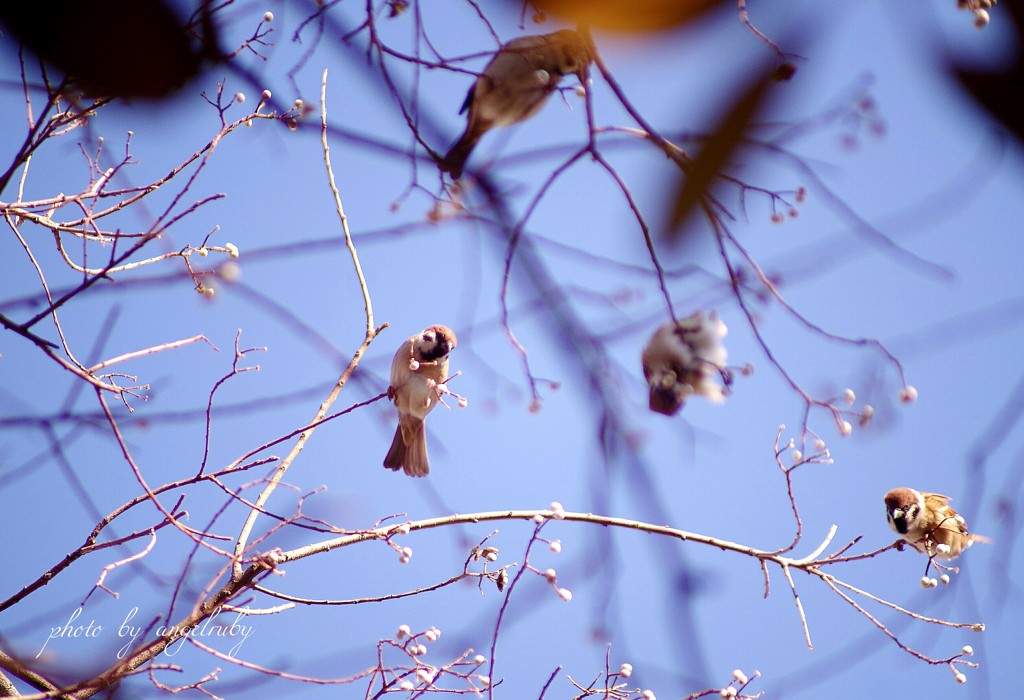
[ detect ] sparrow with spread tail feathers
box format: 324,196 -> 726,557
884,487 -> 988,559
440,29 -> 593,179
641,311 -> 729,416
383,325 -> 457,477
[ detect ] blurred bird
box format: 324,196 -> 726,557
384,325 -> 458,477
884,487 -> 988,559
641,311 -> 729,416
440,29 -> 593,179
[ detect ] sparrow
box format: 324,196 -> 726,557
383,325 -> 458,477
884,487 -> 987,560
440,29 -> 593,179
641,310 -> 729,416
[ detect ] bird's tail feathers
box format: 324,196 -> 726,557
383,426 -> 406,471
402,422 -> 430,477
440,132 -> 480,179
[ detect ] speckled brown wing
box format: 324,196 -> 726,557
440,30 -> 593,178
920,492 -> 970,558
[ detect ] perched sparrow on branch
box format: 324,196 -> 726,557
884,487 -> 988,560
383,325 -> 458,477
440,29 -> 593,179
641,311 -> 729,416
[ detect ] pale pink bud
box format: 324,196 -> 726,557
771,212 -> 784,223
839,420 -> 852,436
235,92 -> 246,104
544,568 -> 557,582
473,654 -> 487,665
549,501 -> 566,519
479,675 -> 491,688
954,672 -> 967,685
261,89 -> 272,101
720,687 -> 737,699
409,359 -> 420,371
557,587 -> 572,601
397,624 -> 411,639
962,645 -> 974,655
791,450 -> 803,464
814,439 -> 826,452
399,679 -> 414,691
549,540 -> 562,554
401,546 -> 413,558
220,261 -> 241,283
533,514 -> 545,525
619,663 -> 633,678
458,397 -> 468,408
263,11 -> 274,22
732,669 -> 748,685
425,629 -> 438,642
940,574 -> 951,585
843,388 -> 856,404
397,522 -> 411,536
974,9 -> 989,27
899,385 -> 918,403
641,691 -> 656,700
415,668 -> 435,684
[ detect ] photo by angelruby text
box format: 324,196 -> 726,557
36,605 -> 255,659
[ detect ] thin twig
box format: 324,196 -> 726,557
232,68 -> 384,578
320,67 -> 375,335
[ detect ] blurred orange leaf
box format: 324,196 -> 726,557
532,0 -> 725,33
